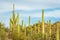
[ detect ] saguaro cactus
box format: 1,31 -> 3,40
10,4 -> 21,40
28,16 -> 32,35
22,20 -> 26,40
48,20 -> 51,40
12,4 -> 15,21
56,23 -> 59,40
17,13 -> 20,35
42,8 -> 45,39
9,4 -> 16,32
49,20 -> 51,34
28,16 -> 30,27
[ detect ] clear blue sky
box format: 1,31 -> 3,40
0,0 -> 60,27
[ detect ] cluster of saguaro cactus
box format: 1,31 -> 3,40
9,4 -> 20,40
9,4 -> 60,40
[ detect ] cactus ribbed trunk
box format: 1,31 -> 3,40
42,8 -> 44,39
12,4 -> 16,32
49,20 -> 51,40
47,20 -> 51,40
22,20 -> 26,40
28,16 -> 32,35
17,13 -> 20,36
29,16 -> 30,27
56,24 -> 59,40
13,4 -> 15,21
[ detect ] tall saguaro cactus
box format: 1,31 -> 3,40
49,20 -> 51,40
28,16 -> 32,35
10,4 -> 21,40
10,4 -> 16,32
56,23 -> 59,40
22,20 -> 26,40
17,13 -> 20,36
42,8 -> 45,39
29,16 -> 30,27
12,4 -> 15,21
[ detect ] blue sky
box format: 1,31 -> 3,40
0,0 -> 60,27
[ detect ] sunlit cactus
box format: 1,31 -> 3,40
12,4 -> 15,21
9,4 -> 16,31
56,23 -> 59,40
28,16 -> 30,27
17,24 -> 20,40
38,20 -> 40,33
16,13 -> 20,40
22,20 -> 26,40
48,20 -> 51,40
4,4 -> 60,40
10,4 -> 16,29
42,8 -> 45,39
28,16 -> 32,35
49,20 -> 51,34
12,4 -> 16,32
9,4 -> 21,40
17,13 -> 20,34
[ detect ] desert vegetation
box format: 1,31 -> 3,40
0,4 -> 60,40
